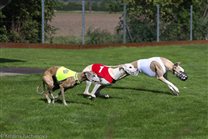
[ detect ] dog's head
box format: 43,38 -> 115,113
173,62 -> 188,81
122,63 -> 138,76
83,71 -> 100,82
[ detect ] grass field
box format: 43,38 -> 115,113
0,44 -> 207,139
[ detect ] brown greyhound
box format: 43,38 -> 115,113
38,66 -> 95,105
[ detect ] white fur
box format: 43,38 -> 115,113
135,57 -> 185,95
83,63 -> 138,98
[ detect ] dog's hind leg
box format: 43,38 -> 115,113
60,86 -> 67,106
43,75 -> 54,104
89,83 -> 101,98
42,80 -> 52,104
83,81 -> 92,96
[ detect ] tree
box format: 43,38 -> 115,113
0,0 -> 56,42
192,0 -> 208,40
117,0 -> 208,42
88,0 -> 92,13
0,0 -> 11,9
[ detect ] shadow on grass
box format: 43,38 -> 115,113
109,86 -> 171,95
0,58 -> 26,63
77,93 -> 124,100
39,98 -> 93,106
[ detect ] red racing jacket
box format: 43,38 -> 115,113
91,64 -> 114,83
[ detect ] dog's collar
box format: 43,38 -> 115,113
74,73 -> 79,84
137,69 -> 142,73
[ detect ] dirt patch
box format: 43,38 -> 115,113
0,72 -> 24,76
0,67 -> 44,76
50,12 -> 121,37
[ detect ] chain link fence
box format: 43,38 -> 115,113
48,1 -> 203,45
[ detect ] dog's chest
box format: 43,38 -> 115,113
138,58 -> 162,77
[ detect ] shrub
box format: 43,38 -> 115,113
86,27 -> 120,44
0,26 -> 8,42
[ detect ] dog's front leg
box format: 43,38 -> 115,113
54,91 -> 61,99
45,91 -> 51,104
50,92 -> 56,104
83,81 -> 92,96
60,86 -> 67,106
89,83 -> 101,98
158,76 -> 179,95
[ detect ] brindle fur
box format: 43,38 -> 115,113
41,66 -> 88,106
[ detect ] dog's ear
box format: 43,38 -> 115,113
84,71 -> 100,82
174,62 -> 181,66
84,71 -> 95,81
118,65 -> 123,71
83,72 -> 91,79
119,67 -> 123,71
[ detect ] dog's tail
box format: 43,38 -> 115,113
36,80 -> 45,95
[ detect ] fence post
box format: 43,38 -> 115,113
41,0 -> 45,43
156,4 -> 160,42
82,0 -> 86,45
190,5 -> 193,41
123,3 -> 127,44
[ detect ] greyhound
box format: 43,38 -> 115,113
38,66 -> 95,105
82,63 -> 138,98
130,57 -> 188,95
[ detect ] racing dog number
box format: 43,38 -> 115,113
99,66 -> 104,73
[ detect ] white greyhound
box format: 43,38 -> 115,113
130,57 -> 188,95
82,63 -> 138,98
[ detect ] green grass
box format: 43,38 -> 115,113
0,44 -> 207,139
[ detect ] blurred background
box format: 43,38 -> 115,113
0,0 -> 207,45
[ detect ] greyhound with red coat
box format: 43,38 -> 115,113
82,63 -> 138,98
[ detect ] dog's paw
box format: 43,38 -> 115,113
64,103 -> 68,106
83,92 -> 91,96
47,99 -> 51,104
172,92 -> 179,96
91,94 -> 96,98
104,94 -> 110,99
88,94 -> 96,100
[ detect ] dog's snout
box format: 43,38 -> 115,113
179,71 -> 188,81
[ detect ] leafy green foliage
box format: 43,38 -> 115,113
0,25 -> 8,42
118,0 -> 208,42
86,27 -> 121,44
0,0 -> 56,42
